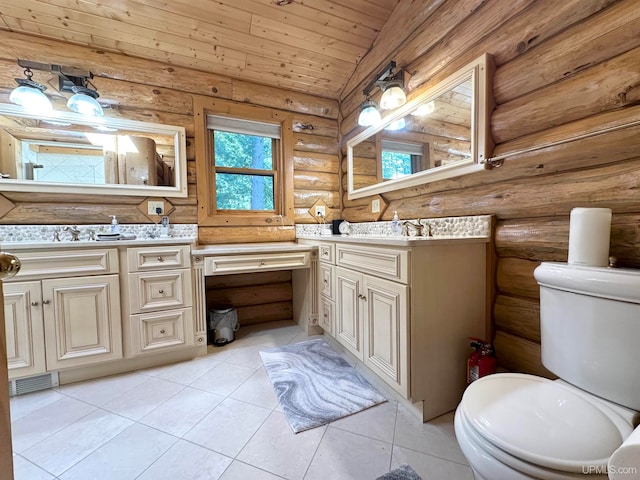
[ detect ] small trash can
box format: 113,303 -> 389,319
208,305 -> 239,347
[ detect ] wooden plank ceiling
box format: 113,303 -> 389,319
0,0 -> 400,100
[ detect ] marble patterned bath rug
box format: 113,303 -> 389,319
376,465 -> 422,480
259,338 -> 387,433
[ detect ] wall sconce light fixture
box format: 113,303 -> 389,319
385,117 -> 406,131
411,100 -> 435,117
9,60 -> 103,117
9,67 -> 54,114
357,60 -> 407,127
358,98 -> 382,127
59,71 -> 103,117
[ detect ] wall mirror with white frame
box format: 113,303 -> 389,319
347,53 -> 495,200
0,103 -> 188,197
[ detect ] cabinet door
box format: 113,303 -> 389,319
4,282 -> 46,379
42,275 -> 122,370
335,266 -> 363,360
363,276 -> 409,398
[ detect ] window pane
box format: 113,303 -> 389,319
23,142 -> 106,184
214,131 -> 273,169
216,173 -> 274,210
381,151 -> 413,179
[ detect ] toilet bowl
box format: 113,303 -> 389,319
455,263 -> 640,479
454,373 -> 637,479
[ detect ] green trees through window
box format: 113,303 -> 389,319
381,150 -> 413,180
213,131 -> 276,211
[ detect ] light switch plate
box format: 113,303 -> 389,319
314,205 -> 326,217
371,199 -> 381,213
148,200 -> 165,215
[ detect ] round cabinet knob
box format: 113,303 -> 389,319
157,256 -> 164,262
160,329 -> 166,334
260,260 -> 265,266
31,301 -> 39,306
0,252 -> 21,280
158,289 -> 164,294
42,300 -> 50,305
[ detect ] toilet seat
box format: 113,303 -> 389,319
460,373 -> 634,474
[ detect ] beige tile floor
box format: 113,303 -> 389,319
9,321 -> 474,480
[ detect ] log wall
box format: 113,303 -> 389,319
206,271 -> 293,327
339,0 -> 640,375
0,31 -> 340,327
0,31 -> 340,239
3,2 -> 639,368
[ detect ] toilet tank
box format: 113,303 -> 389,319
534,262 -> 640,410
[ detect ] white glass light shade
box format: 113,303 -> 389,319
67,93 -> 104,117
358,101 -> 382,127
380,84 -> 407,110
384,117 -> 406,131
10,85 -> 53,114
412,101 -> 435,116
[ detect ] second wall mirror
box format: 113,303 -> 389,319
347,53 -> 494,200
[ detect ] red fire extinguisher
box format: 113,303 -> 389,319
467,337 -> 497,383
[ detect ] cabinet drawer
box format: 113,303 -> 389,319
319,297 -> 334,336
204,251 -> 310,275
12,248 -> 118,281
129,269 -> 193,313
128,245 -> 191,272
128,308 -> 194,356
336,244 -> 409,284
318,243 -> 335,264
319,263 -> 334,298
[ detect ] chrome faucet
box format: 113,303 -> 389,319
63,225 -> 81,241
402,219 -> 426,237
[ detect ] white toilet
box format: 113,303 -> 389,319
455,262 -> 640,479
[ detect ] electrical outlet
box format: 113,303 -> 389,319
371,199 -> 381,213
314,205 -> 326,217
148,200 -> 165,215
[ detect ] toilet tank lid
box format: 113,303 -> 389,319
534,262 -> 640,304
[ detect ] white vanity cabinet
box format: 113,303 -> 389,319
312,237 -> 488,421
4,248 -> 122,379
123,245 -> 194,357
334,244 -> 410,397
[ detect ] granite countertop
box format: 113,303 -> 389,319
192,242 -> 316,256
296,234 -> 490,247
2,237 -> 197,251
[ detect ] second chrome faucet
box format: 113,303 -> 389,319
402,219 -> 431,237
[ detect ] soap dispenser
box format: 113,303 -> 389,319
159,216 -> 170,238
109,215 -> 120,234
391,211 -> 401,236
